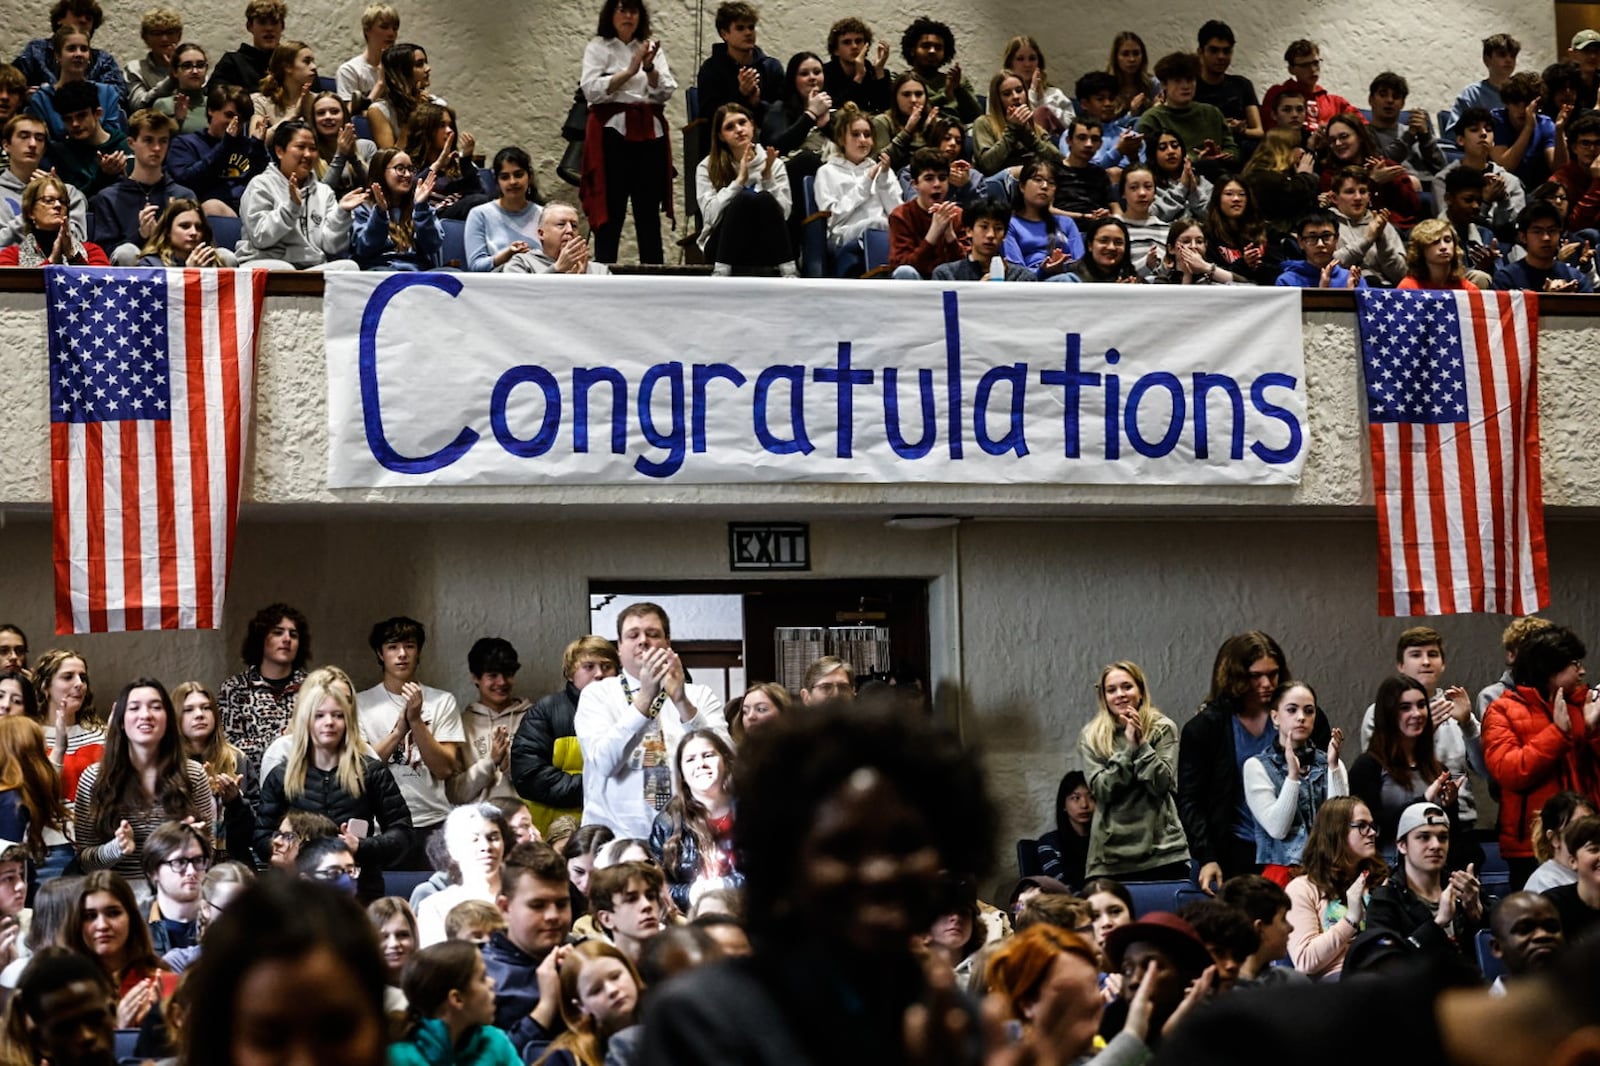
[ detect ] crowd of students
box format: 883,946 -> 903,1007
0,0 -> 1594,286
0,602 -> 1597,1065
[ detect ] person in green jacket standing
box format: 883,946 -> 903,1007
1077,661 -> 1192,881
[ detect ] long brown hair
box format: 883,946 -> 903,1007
1300,796 -> 1388,901
170,680 -> 240,777
59,870 -> 168,984
257,39 -> 314,112
366,146 -> 418,253
1105,31 -> 1150,101
1203,631 -> 1289,708
659,728 -> 736,880
404,103 -> 461,181
706,103 -> 755,190
1367,674 -> 1443,788
139,198 -> 212,266
31,648 -> 99,728
0,717 -> 68,856
90,678 -> 200,839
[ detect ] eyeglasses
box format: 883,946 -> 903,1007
36,195 -> 65,206
271,830 -> 301,844
312,865 -> 360,881
1301,231 -> 1339,244
389,164 -> 416,174
1348,821 -> 1379,835
1574,138 -> 1600,149
162,855 -> 211,873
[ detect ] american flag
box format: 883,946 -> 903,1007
1357,289 -> 1547,617
47,267 -> 266,634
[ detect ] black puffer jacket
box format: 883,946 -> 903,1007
254,755 -> 412,901
648,807 -> 744,914
510,683 -> 582,810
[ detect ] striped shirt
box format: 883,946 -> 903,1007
73,761 -> 216,880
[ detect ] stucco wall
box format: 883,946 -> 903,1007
0,0 -> 1560,218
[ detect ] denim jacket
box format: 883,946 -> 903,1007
1250,747 -> 1331,866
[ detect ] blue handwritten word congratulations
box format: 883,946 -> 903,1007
358,275 -> 1303,479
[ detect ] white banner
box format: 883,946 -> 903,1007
324,275 -> 1308,488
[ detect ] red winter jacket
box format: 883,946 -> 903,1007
1482,684 -> 1600,858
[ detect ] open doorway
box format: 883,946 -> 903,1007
588,580 -> 931,701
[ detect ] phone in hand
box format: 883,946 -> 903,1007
346,818 -> 370,839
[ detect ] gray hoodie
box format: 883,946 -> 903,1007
234,165 -> 353,267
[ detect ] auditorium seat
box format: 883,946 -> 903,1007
1475,928 -> 1506,980
1125,879 -> 1190,917
799,175 -> 830,278
1016,837 -> 1044,878
208,215 -> 242,252
439,218 -> 467,269
863,228 -> 890,274
382,868 -> 433,900
353,112 -> 372,141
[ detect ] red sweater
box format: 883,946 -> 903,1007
1552,160 -> 1600,233
1483,683 -> 1600,858
0,239 -> 110,266
887,199 -> 965,277
1261,81 -> 1358,132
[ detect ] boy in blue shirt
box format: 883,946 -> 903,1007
1492,200 -> 1594,292
1275,210 -> 1366,287
1491,72 -> 1566,187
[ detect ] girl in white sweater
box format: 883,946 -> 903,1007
813,103 -> 902,277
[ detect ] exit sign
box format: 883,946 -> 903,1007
729,523 -> 810,571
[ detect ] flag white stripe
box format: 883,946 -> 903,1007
137,420 -> 160,629
67,423 -> 90,632
100,419 -> 125,632
167,271 -> 198,628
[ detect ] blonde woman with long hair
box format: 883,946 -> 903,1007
254,666 -> 412,900
1075,661 -> 1190,881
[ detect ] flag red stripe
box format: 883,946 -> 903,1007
1395,422 -> 1427,616
119,420 -> 143,630
1422,422 -> 1454,613
83,422 -> 106,633
1519,296 -> 1549,611
1371,424 -> 1396,617
154,419 -> 179,629
51,422 -> 73,633
184,271 -> 215,630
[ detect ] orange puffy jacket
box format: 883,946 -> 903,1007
1482,684 -> 1600,859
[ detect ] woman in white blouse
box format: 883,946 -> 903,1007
579,0 -> 677,264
